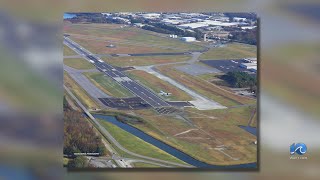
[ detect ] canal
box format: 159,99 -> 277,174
93,114 -> 257,169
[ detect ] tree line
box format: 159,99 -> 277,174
141,23 -> 203,40
229,28 -> 257,45
63,96 -> 107,167
221,71 -> 257,92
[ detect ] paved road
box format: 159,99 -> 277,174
124,158 -> 173,168
64,65 -> 109,102
64,36 -> 170,108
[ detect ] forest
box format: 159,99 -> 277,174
142,23 -> 203,40
221,71 -> 257,91
229,29 -> 257,45
63,96 -> 107,157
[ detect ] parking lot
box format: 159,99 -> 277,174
200,59 -> 256,75
175,64 -> 221,76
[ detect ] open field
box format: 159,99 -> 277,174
83,72 -> 133,98
63,58 -> 95,70
197,73 -> 234,91
64,72 -> 100,109
199,43 -> 257,60
64,23 -> 205,54
98,119 -> 187,165
156,65 -> 256,107
127,70 -> 192,101
98,104 -> 257,165
102,55 -> 190,67
182,106 -> 257,164
63,45 -> 77,56
68,36 -> 168,54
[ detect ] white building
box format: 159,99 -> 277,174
239,63 -> 257,69
133,23 -> 145,27
180,37 -> 196,42
169,34 -> 178,38
241,26 -> 257,30
178,20 -> 238,29
234,17 -> 247,22
141,13 -> 161,19
243,58 -> 257,63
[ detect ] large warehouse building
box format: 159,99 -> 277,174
180,37 -> 196,42
239,62 -> 257,72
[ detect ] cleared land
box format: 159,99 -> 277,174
98,119 -> 187,165
64,72 -> 100,109
200,43 -> 257,60
83,72 -> 133,98
63,45 -> 78,56
63,23 -> 205,54
127,70 -> 192,101
102,55 -> 190,67
98,105 -> 257,165
63,58 -> 95,70
156,65 -> 256,107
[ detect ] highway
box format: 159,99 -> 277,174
64,36 -> 170,108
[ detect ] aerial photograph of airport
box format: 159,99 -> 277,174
63,12 -> 258,169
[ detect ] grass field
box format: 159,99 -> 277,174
199,43 -> 257,60
63,58 -> 95,70
127,70 -> 192,101
64,72 -> 100,110
183,106 -> 257,164
64,23 -> 205,54
102,55 -> 190,67
156,65 -> 256,107
101,105 -> 257,165
197,73 -> 222,81
83,72 -> 133,98
98,119 -> 188,165
63,45 -> 77,56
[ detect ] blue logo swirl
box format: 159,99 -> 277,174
290,143 -> 307,155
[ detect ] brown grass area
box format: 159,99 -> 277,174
69,35 -> 168,54
64,23 -> 205,54
63,58 -> 95,70
157,65 -> 256,107
127,70 -> 192,101
103,55 -> 190,67
99,106 -> 257,165
63,45 -> 77,56
180,106 -> 257,164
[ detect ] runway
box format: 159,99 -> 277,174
64,36 -> 171,108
